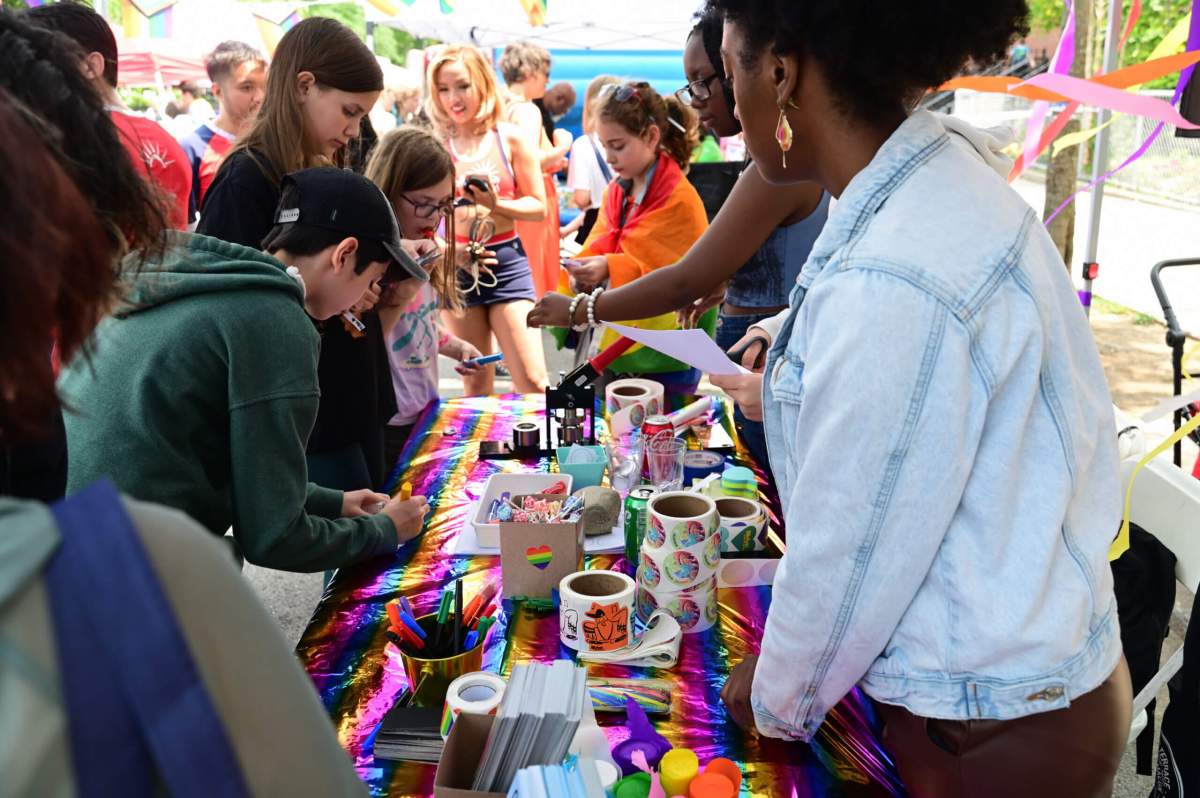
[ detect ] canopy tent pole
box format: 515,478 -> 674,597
1080,0 -> 1124,317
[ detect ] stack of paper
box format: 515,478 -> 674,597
373,703 -> 443,763
472,660 -> 588,793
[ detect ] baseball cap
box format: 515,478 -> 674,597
274,168 -> 429,282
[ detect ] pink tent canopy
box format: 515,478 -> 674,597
116,39 -> 207,86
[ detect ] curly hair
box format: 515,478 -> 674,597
498,41 -> 551,85
705,0 -> 1029,123
0,88 -> 114,442
597,82 -> 700,171
0,9 -> 167,261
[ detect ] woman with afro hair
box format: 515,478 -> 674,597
707,2 -> 1131,795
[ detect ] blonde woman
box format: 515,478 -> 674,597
561,74 -> 620,243
426,44 -> 548,395
499,41 -> 572,297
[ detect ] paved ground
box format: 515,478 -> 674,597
246,185 -> 1198,796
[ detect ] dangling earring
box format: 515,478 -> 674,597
775,103 -> 793,168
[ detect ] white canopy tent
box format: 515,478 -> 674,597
368,0 -> 705,51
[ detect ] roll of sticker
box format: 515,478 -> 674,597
639,532 -> 719,591
683,450 -> 726,485
643,492 -> 718,552
605,379 -> 664,421
440,671 -> 507,740
715,496 -> 768,553
559,570 -> 636,654
638,575 -> 718,634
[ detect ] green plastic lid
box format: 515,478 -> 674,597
613,772 -> 651,798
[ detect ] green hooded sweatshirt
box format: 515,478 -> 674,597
60,232 -> 396,572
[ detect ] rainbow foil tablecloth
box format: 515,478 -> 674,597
297,394 -> 906,797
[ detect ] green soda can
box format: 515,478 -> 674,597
623,486 -> 658,573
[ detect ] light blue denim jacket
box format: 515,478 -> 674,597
755,111 -> 1122,740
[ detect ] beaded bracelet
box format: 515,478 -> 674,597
586,286 -> 605,328
567,293 -> 587,331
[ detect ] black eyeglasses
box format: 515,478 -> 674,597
675,73 -> 720,104
399,194 -> 454,219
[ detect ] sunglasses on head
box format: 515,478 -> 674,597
600,81 -> 651,105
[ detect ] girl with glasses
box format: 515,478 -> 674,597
426,44 -> 549,396
550,81 -> 710,397
365,127 -> 488,466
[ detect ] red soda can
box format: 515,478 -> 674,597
641,414 -> 674,479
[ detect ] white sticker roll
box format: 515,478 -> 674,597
559,570 -> 636,654
637,532 -> 719,591
639,492 -> 719,590
605,378 -> 665,421
637,574 -> 718,634
442,671 -> 507,739
715,496 -> 768,553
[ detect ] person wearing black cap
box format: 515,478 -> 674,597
60,168 -> 434,573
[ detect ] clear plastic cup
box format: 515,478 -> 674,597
645,435 -> 686,492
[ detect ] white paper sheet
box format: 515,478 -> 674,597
453,501 -> 626,556
604,323 -> 750,376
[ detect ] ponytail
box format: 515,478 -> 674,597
661,95 -> 700,170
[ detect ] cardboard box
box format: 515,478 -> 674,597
434,713 -> 505,798
499,494 -> 584,600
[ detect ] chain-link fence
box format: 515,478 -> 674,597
949,89 -> 1200,205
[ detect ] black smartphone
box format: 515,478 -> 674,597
464,175 -> 491,194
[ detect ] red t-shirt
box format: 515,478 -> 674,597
109,108 -> 192,230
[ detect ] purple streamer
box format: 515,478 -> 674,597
1045,2 -> 1200,224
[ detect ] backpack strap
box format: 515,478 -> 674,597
45,480 -> 249,798
589,136 -> 612,184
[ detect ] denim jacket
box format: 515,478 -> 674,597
755,111 -> 1122,740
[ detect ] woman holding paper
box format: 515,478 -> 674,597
550,81 -> 710,396
700,1 -> 1131,796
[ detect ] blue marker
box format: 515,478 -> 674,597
398,595 -> 414,619
399,612 -> 427,640
463,630 -> 479,650
463,352 -> 505,368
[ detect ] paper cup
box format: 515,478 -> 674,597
715,497 -> 768,553
559,570 -> 636,654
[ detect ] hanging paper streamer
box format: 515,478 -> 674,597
518,0 -> 548,26
1045,5 -> 1200,224
252,6 -> 301,57
365,0 -> 403,15
122,0 -> 177,39
1020,73 -> 1200,129
1014,0 -> 1076,180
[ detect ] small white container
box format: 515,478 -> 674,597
471,472 -> 574,548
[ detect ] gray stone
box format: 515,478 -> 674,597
576,486 -> 621,536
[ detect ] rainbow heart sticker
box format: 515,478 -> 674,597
526,545 -> 553,570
